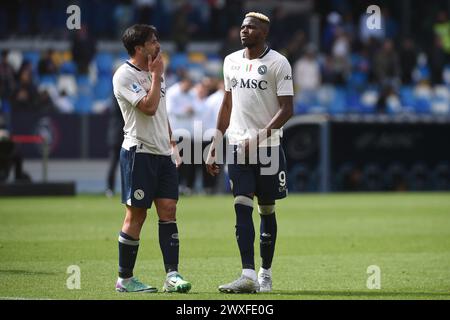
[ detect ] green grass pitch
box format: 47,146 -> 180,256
0,192 -> 449,300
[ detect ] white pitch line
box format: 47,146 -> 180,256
0,296 -> 53,300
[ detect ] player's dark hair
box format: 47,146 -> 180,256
122,24 -> 157,57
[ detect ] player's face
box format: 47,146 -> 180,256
139,34 -> 160,60
240,17 -> 265,48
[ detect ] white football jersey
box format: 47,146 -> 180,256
223,47 -> 294,146
113,61 -> 171,155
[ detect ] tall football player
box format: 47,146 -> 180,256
207,12 -> 294,293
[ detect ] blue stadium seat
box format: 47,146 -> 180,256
60,61 -> 77,74
76,75 -> 92,96
39,75 -> 57,85
94,76 -> 113,100
400,86 -> 415,108
95,53 -> 114,75
22,51 -> 40,72
414,97 -> 431,114
74,95 -> 93,114
169,53 -> 189,71
328,88 -> 346,114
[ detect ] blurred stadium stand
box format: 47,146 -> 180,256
1,0 -> 449,194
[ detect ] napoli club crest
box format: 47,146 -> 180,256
258,65 -> 267,75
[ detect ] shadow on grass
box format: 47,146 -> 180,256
267,290 -> 450,298
0,269 -> 57,276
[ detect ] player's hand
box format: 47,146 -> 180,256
148,53 -> 164,77
206,147 -> 220,176
171,142 -> 182,168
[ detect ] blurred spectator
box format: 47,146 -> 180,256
203,79 -> 224,136
192,81 -> 210,193
429,35 -> 447,85
376,85 -> 399,113
36,88 -> 57,113
0,122 -> 31,183
373,39 -> 400,87
105,97 -> 124,197
208,0 -> 227,38
37,49 -> 58,77
166,76 -> 196,194
11,63 -> 38,112
202,79 -> 224,193
283,30 -> 307,64
269,6 -> 291,50
114,0 -> 134,37
433,11 -> 450,55
171,1 -> 197,52
0,50 -> 16,101
293,44 -> 321,95
134,0 -> 156,24
331,28 -> 351,84
71,25 -> 97,75
323,12 -> 342,54
412,53 -> 431,84
219,26 -> 242,60
399,38 -> 418,85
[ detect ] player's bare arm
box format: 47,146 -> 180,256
136,53 -> 164,116
206,90 -> 232,176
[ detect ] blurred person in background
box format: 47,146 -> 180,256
166,75 -> 196,195
220,26 -> 242,60
11,62 -> 38,112
105,97 -> 125,198
293,44 -> 321,102
202,79 -> 225,194
400,38 -> 418,85
37,49 -> 57,77
433,11 -> 450,55
429,35 -> 448,85
373,39 -> 400,87
71,25 -> 97,75
0,50 -> 16,102
114,0 -> 134,37
0,116 -> 31,183
191,79 -> 213,194
331,28 -> 351,85
134,0 -> 156,24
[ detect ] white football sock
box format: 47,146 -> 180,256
242,268 -> 257,281
259,267 -> 272,276
117,276 -> 133,284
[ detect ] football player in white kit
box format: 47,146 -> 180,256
112,24 -> 191,293
207,12 -> 294,293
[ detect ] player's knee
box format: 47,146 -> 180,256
158,203 -> 177,221
258,204 -> 275,215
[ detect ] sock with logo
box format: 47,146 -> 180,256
260,212 -> 277,270
158,220 -> 179,273
118,231 -> 139,279
234,195 -> 255,270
